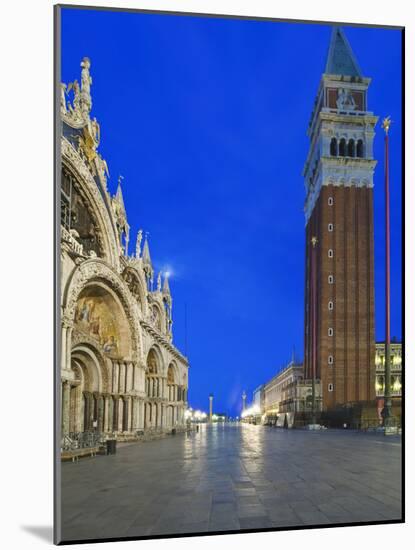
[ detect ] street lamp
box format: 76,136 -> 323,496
382,116 -> 395,432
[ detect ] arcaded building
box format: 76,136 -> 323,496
59,58 -> 189,442
303,27 -> 377,411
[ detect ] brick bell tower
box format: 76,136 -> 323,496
303,27 -> 378,411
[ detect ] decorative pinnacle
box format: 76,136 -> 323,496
382,116 -> 392,135
311,236 -> 318,248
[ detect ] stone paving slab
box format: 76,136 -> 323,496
60,424 -> 402,542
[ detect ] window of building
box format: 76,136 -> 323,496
328,275 -> 334,284
330,138 -> 337,157
328,355 -> 334,365
328,328 -> 334,336
328,249 -> 334,258
347,139 -> 355,158
328,301 -> 334,310
328,197 -> 334,206
339,138 -> 346,157
328,383 -> 334,392
357,139 -> 364,158
328,223 -> 334,232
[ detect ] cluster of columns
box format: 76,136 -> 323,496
61,380 -> 146,435
144,401 -> 185,429
61,367 -> 188,436
144,374 -> 187,430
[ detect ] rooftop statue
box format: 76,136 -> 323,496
80,57 -> 92,116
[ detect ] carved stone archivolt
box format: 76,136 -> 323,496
62,259 -> 142,362
61,138 -> 120,270
71,339 -> 110,394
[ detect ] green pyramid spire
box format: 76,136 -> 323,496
325,27 -> 362,77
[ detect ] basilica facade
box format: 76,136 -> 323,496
59,58 -> 189,443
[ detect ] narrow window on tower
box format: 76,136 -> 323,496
328,197 -> 334,206
328,301 -> 334,310
328,249 -> 334,258
339,138 -> 346,157
328,275 -> 334,284
347,139 -> 355,157
330,137 -> 337,157
357,139 -> 364,158
328,355 -> 334,365
328,328 -> 334,337
328,223 -> 334,232
328,383 -> 334,392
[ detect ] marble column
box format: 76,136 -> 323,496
103,395 -> 109,432
108,397 -> 114,432
128,363 -> 134,392
61,326 -> 67,371
133,364 -> 139,391
123,397 -> 129,432
119,363 -> 126,394
118,398 -> 124,432
65,326 -> 73,376
131,397 -> 137,431
138,400 -> 144,430
113,362 -> 119,394
61,381 -> 70,434
97,394 -> 104,433
113,396 -> 119,431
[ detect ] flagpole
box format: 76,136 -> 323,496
311,236 -> 318,426
382,116 -> 394,432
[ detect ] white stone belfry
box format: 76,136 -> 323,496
303,26 -> 378,224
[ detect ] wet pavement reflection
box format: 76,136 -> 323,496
61,423 -> 402,542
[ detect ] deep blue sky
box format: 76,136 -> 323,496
61,8 -> 402,417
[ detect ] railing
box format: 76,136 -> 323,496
61,431 -> 104,451
375,390 -> 402,397
321,107 -> 370,117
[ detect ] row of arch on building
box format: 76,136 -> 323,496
62,344 -> 187,436
61,274 -> 188,437
330,137 -> 364,158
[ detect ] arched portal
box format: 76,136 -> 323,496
145,348 -> 164,429
61,278 -> 141,437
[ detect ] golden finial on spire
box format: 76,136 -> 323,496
382,116 -> 392,135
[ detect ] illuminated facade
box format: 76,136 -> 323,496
59,58 -> 189,446
259,360 -> 322,427
375,341 -> 402,398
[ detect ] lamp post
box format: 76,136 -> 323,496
382,116 -> 394,432
310,235 -> 318,426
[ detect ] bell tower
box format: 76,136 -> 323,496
303,27 -> 378,411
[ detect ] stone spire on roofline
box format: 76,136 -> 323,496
162,273 -> 171,296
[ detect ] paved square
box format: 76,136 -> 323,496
60,424 -> 402,542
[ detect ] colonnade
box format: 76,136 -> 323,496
144,374 -> 186,430
61,379 -> 146,435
